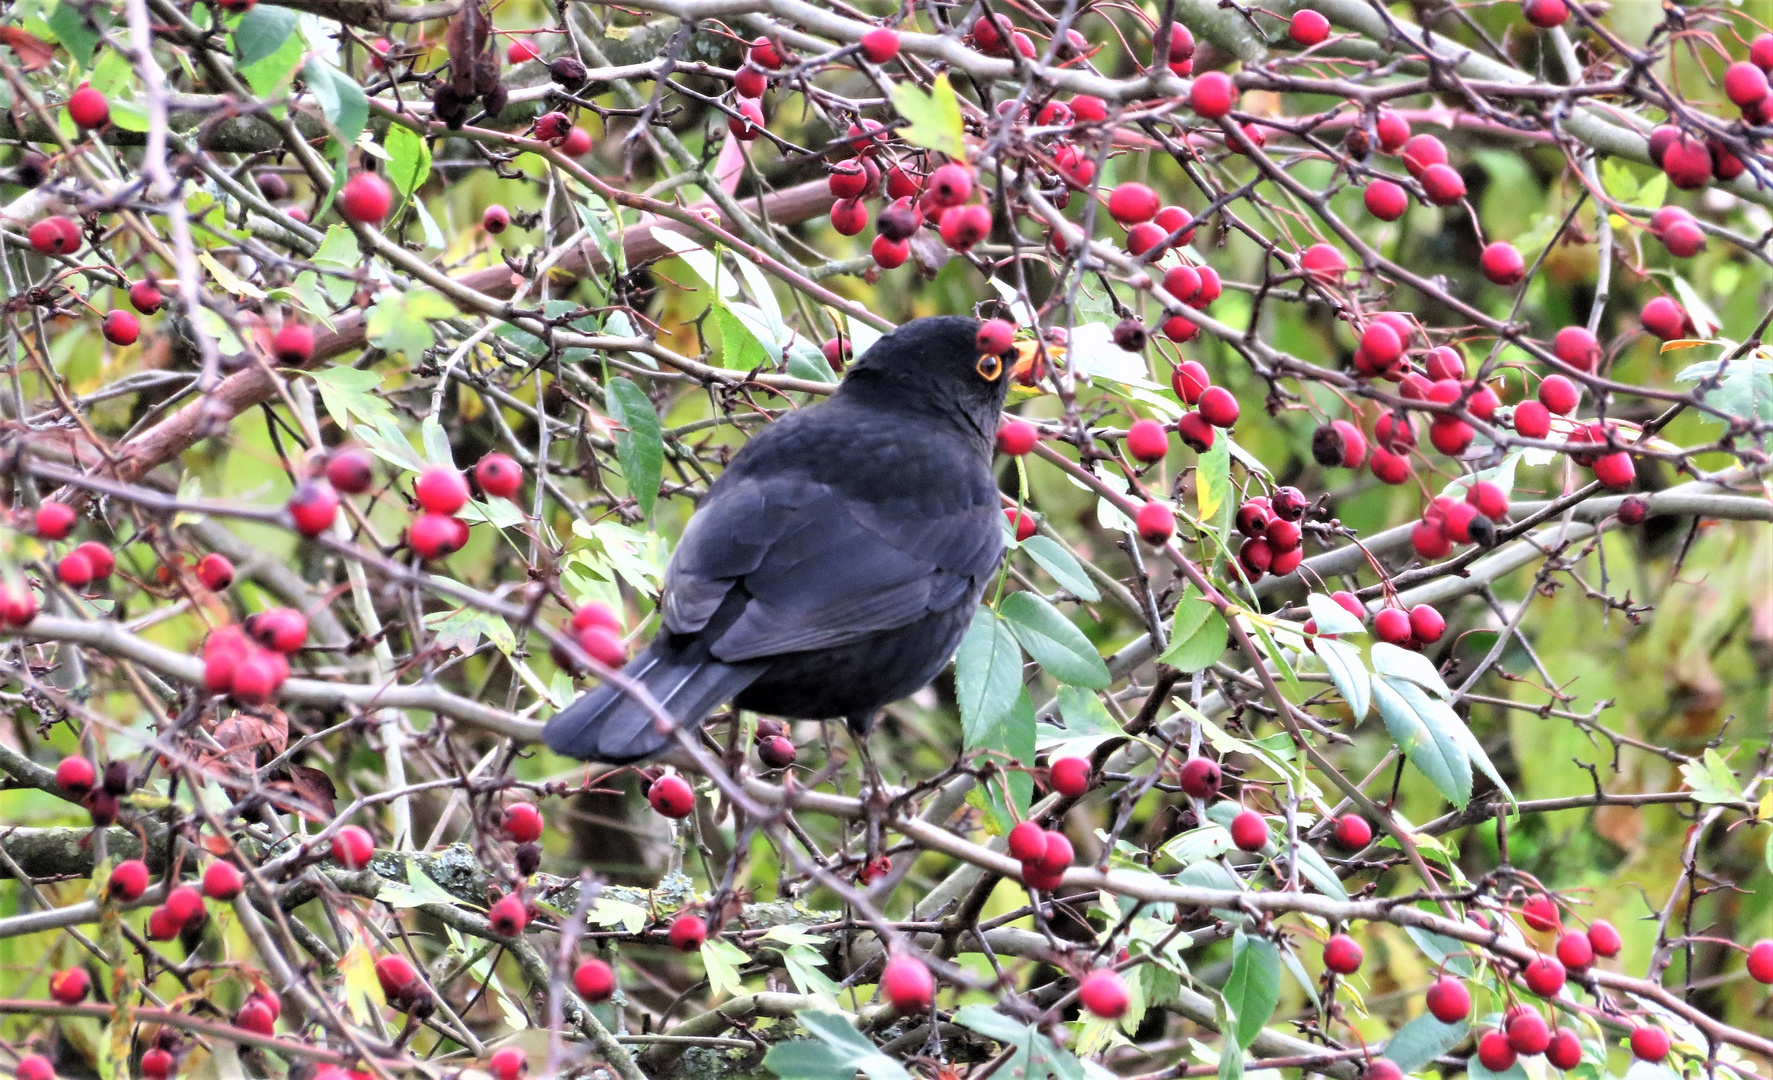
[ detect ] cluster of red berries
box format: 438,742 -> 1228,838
551,600 -> 628,673
232,989 -> 283,1037
754,717 -> 797,769
1232,486 -> 1309,581
201,609 -> 306,705
54,756 -> 135,826
373,952 -> 437,1013
1006,820 -> 1074,890
532,111 -> 593,156
1406,479 -> 1511,561
1354,115 -> 1468,221
145,883 -> 208,942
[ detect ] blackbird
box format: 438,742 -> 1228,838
544,316 -> 1014,763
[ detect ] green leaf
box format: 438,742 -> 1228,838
1000,592 -> 1110,687
1669,274 -> 1722,338
1038,684 -> 1124,759
1370,642 -> 1452,699
1222,933 -> 1280,1049
313,365 -> 395,430
384,123 -> 432,199
764,1042 -> 855,1080
1680,748 -> 1743,805
1293,842 -> 1349,901
233,3 -> 297,68
1217,1042 -> 1243,1080
1307,593 -> 1365,637
1019,535 -> 1100,601
1317,638 -> 1370,722
303,59 -> 369,146
1196,431 -> 1231,523
794,1011 -> 912,1080
366,290 -> 456,358
1372,674 -> 1472,808
1467,1052 -> 1528,1080
1404,925 -> 1475,977
713,297 -> 774,370
425,606 -> 516,655
313,225 -> 360,266
1382,1015 -> 1469,1074
1675,356 -> 1773,441
956,606 -> 1025,750
107,100 -> 148,133
48,0 -> 103,69
891,73 -> 966,159
604,376 -> 663,519
700,938 -> 749,998
240,27 -> 305,98
1160,590 -> 1226,672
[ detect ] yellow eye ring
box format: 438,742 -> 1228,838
976,353 -> 1004,381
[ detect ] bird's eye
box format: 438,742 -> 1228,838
976,353 -> 1004,381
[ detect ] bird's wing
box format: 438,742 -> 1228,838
660,471 -> 1001,663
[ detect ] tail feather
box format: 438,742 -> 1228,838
542,637 -> 765,763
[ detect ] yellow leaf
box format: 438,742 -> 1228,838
340,935 -> 386,1022
200,252 -> 267,299
892,73 -> 967,160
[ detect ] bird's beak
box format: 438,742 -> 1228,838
1010,338 -> 1065,391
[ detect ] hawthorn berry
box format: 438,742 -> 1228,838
68,86 -> 110,129
1420,163 -> 1466,205
109,859 -> 150,901
1545,1028 -> 1582,1070
30,216 -> 80,255
1198,386 -> 1239,427
1425,976 -> 1470,1023
667,913 -> 707,951
501,802 -> 544,843
1555,930 -> 1594,971
1229,809 -> 1268,851
488,894 -> 528,936
340,173 -> 393,224
1135,500 -> 1174,545
757,734 -> 797,769
405,510 -> 463,557
1007,820 -> 1047,861
1373,607 -> 1412,645
1301,243 -> 1348,281
1077,969 -> 1129,1019
1640,295 -> 1687,340
1630,1026 -> 1670,1063
488,1049 -> 527,1080
332,825 -> 375,869
1522,953 -> 1566,996
648,774 -> 695,818
475,453 -> 524,499
1178,757 -> 1221,799
15,1056 -> 52,1080
1480,242 -> 1525,285
1125,419 -> 1168,462
1323,933 -> 1364,974
1507,1011 -> 1551,1056
196,553 -> 234,590
49,967 -> 89,1005
1477,1030 -> 1517,1072
375,953 -> 418,997
1005,508 -> 1037,542
881,955 -> 935,1012
140,1049 -> 175,1080
1364,180 -> 1409,221
165,886 -> 205,926
1332,814 -> 1372,850
56,755 -> 96,797
995,420 -> 1038,456
326,447 -> 375,494
1746,939 -> 1773,983
1190,71 -> 1235,120
573,957 -> 615,1001
483,205 -> 510,234
1522,0 -> 1568,28
1049,756 -> 1091,797
1289,10 -> 1330,46
202,861 -> 244,900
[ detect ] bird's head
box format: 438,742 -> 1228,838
839,316 -> 1014,440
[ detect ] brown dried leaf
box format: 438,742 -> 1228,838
0,28 -> 57,72
211,708 -> 289,766
268,764 -> 337,821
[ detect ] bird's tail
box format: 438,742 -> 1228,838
542,635 -> 765,763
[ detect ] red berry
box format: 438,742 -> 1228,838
489,1049 -> 527,1080
68,86 -> 110,129
1425,976 -> 1470,1023
871,234 -> 909,268
1522,0 -> 1568,28
414,467 -> 470,514
102,309 -> 140,346
1522,954 -> 1566,996
286,471 -> 342,537
573,957 -> 615,1001
1289,9 -> 1330,46
1301,242 -> 1348,282
196,553 -> 234,590
1746,939 -> 1773,983
757,734 -> 797,769
1552,327 -> 1600,372
1107,182 -> 1160,226
408,512 -> 466,559
109,858 -> 149,901
1640,295 -> 1686,340
488,894 -> 528,936
1125,222 -> 1167,257
1555,930 -> 1593,971
1585,919 -> 1622,958
1365,1062 -> 1402,1080
1661,218 -> 1706,257
141,1049 -> 175,1080
1725,61 -> 1769,107
1374,607 -> 1412,644
1078,969 -> 1129,1019
1332,814 -> 1372,850
248,607 -> 307,653
748,35 -> 784,69
147,905 -> 181,940
375,952 -> 417,997
506,38 -> 539,63
1005,508 -> 1037,542
1163,315 -> 1200,344
1364,180 -> 1408,222
1467,480 -> 1509,521
938,203 -> 991,250
928,163 -> 974,208
1546,1028 -> 1582,1069
475,453 -> 523,500
1663,134 -> 1712,190
1198,386 -> 1239,427
1037,830 -> 1074,873
1480,242 -> 1525,286
1049,756 -> 1091,797
165,885 -> 205,926
1135,500 -> 1174,545
729,98 -> 765,140
340,173 -> 393,224
829,198 -> 869,236
56,755 -> 96,796
501,802 -> 544,843
1630,1027 -> 1669,1063
1171,360 -> 1210,405
49,966 -> 90,1004
859,27 -> 901,64
1401,134 -> 1447,178
1008,820 -> 1047,861
1411,602 -> 1448,644
1512,400 -> 1551,439
733,64 -> 767,99
995,420 -> 1038,456
1070,95 -> 1108,123
30,216 -> 80,255
976,320 -> 1015,357
1507,1011 -> 1551,1055
1323,933 -> 1363,974
667,913 -> 707,951
483,205 -> 510,234
1420,163 -> 1466,205
270,323 -> 315,366
1591,451 -> 1635,490
1478,1029 -> 1518,1072
1125,418 -> 1169,462
1174,758 -> 1221,799
1164,23 -> 1195,73
1163,265 -> 1202,305
332,825 -> 375,869
1230,809 -> 1268,852
1519,894 -> 1558,933
202,861 -> 244,900
235,999 -> 276,1036
16,1056 -> 53,1080
882,955 -> 935,1012
326,448 -> 375,494
35,501 -> 77,539
649,774 -> 695,818
57,551 -> 94,588
73,541 -> 113,580
1190,71 -> 1234,119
